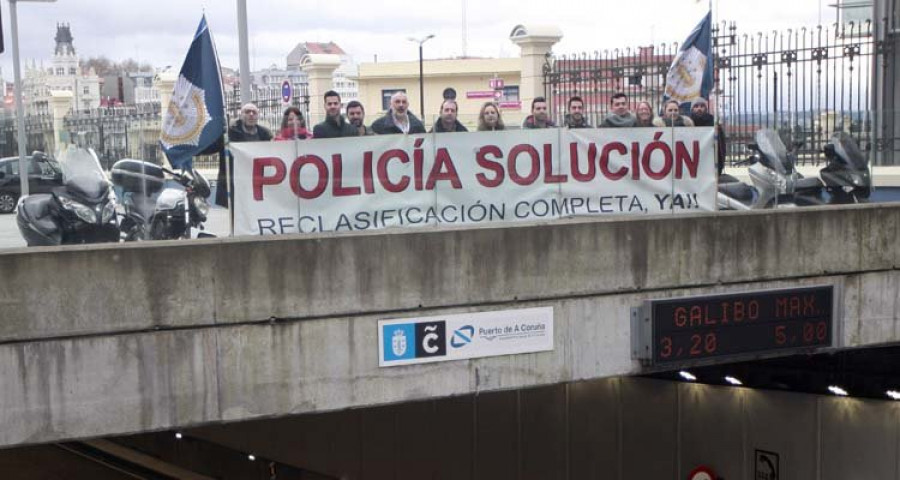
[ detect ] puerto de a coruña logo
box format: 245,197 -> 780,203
450,325 -> 475,348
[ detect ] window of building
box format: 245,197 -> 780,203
69,67 -> 77,75
56,68 -> 64,76
500,86 -> 520,102
381,88 -> 406,111
83,86 -> 89,95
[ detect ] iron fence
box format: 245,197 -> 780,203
41,83 -> 312,171
64,103 -> 162,170
0,113 -> 53,158
544,19 -> 887,165
543,46 -> 677,128
224,84 -> 311,133
715,20 -> 877,164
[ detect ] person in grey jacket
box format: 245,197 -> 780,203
601,92 -> 637,128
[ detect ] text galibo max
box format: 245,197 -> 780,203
668,293 -> 826,330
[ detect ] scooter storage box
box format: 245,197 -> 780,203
111,159 -> 165,193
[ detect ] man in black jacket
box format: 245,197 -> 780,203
371,91 -> 426,134
430,99 -> 468,133
228,103 -> 273,142
313,90 -> 357,138
564,96 -> 592,128
689,97 -> 727,175
346,101 -> 374,136
218,103 -> 272,207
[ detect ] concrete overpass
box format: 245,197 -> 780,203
1,204 -> 899,450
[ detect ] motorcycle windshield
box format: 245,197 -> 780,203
58,147 -> 108,201
191,169 -> 212,199
832,132 -> 868,170
755,129 -> 789,175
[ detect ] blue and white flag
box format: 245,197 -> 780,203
160,15 -> 225,170
663,11 -> 713,109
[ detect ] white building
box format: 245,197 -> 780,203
285,42 -> 359,106
23,24 -> 100,114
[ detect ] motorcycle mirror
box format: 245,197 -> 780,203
823,144 -> 836,157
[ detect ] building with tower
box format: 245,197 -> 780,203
22,23 -> 101,114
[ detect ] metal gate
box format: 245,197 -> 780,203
543,19 -> 884,165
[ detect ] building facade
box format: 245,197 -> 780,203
355,57 -> 522,128
286,42 -> 358,106
23,24 -> 100,114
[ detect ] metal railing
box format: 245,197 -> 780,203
543,19 -> 886,165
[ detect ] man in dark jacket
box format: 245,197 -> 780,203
346,100 -> 374,136
564,95 -> 591,128
228,103 -> 273,142
313,90 -> 357,138
371,91 -> 426,134
430,99 -> 468,133
217,103 -> 272,207
600,92 -> 637,128
689,97 -> 727,175
522,97 -> 556,129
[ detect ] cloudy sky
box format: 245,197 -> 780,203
0,0 -> 835,76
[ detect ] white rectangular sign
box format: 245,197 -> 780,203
378,306 -> 554,367
231,127 -> 717,236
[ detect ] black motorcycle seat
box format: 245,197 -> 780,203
795,177 -> 824,190
718,182 -> 754,202
19,195 -> 59,233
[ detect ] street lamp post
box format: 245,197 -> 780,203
407,34 -> 435,119
10,0 -> 57,199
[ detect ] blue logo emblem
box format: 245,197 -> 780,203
450,325 -> 475,348
382,324 -> 416,361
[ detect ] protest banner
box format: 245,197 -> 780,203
230,127 -> 716,236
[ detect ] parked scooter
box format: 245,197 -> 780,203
819,131 -> 871,203
717,129 -> 823,210
110,159 -> 213,241
15,147 -> 119,246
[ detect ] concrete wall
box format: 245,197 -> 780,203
1,205 -> 900,448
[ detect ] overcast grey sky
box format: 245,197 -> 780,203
0,0 -> 835,77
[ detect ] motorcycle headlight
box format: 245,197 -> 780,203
192,195 -> 210,218
58,195 -> 97,223
101,200 -> 116,223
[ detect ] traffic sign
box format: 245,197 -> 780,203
281,80 -> 292,104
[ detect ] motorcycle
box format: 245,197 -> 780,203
15,146 -> 119,246
110,159 -> 213,241
819,131 -> 871,203
717,129 -> 824,210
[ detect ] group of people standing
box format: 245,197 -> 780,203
548,92 -> 726,174
228,90 -> 511,145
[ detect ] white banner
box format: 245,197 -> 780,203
378,306 -> 554,367
231,128 -> 717,236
